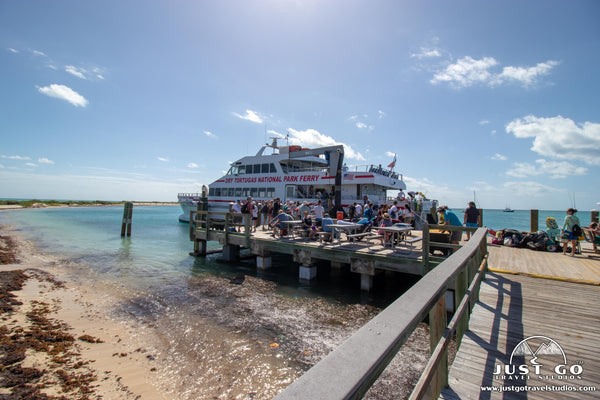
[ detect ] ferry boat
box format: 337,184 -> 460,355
178,138 -> 433,223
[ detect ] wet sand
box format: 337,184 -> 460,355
0,225 -> 432,399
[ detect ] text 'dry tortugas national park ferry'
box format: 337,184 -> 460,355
178,138 -> 434,223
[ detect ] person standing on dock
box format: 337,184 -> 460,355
439,206 -> 463,250
463,201 -> 480,241
313,200 -> 325,227
561,208 -> 581,257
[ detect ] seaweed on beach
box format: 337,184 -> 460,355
0,235 -> 19,265
0,269 -> 99,399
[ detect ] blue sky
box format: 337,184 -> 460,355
1,0 -> 599,210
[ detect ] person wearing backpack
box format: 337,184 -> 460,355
562,208 -> 581,257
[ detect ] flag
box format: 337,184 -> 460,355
387,154 -> 396,169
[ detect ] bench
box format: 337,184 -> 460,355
346,232 -> 370,242
316,231 -> 332,243
364,234 -> 384,250
396,236 -> 422,254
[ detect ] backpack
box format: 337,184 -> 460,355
241,203 -> 249,214
571,224 -> 582,236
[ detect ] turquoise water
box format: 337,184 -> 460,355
450,208 -> 594,232
0,206 -> 417,306
1,205 -> 594,309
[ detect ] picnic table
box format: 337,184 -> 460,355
332,222 -> 363,244
280,220 -> 303,238
377,225 -> 413,251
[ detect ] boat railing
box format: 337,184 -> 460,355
274,227 -> 488,400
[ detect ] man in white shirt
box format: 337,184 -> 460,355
313,200 -> 325,226
355,202 -> 363,219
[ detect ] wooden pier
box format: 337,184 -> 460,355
189,210 -> 468,291
440,239 -> 600,399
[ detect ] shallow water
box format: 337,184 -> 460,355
0,206 -> 414,398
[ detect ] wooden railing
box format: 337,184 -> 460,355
274,227 -> 488,400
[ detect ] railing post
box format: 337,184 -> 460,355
422,223 -> 430,273
530,209 -> 539,232
427,295 -> 448,399
454,267 -> 468,347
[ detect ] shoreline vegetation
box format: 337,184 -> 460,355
0,200 -> 178,210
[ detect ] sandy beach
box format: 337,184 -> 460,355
0,223 -> 432,399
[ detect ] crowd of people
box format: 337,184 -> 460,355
228,196 -> 599,256
227,194 -> 420,240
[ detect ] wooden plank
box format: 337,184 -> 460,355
443,272 -> 600,400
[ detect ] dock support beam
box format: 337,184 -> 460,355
351,258 -> 375,292
294,249 -> 317,281
299,264 -> 318,281
222,244 -> 240,262
193,240 -> 207,256
360,274 -> 373,292
256,255 -> 272,270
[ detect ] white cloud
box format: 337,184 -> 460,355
38,158 -> 54,164
204,131 -> 216,138
479,120 -> 490,125
7,48 -> 19,54
430,57 -> 558,89
499,61 -> 559,87
355,122 -> 368,129
491,153 -> 507,161
65,65 -> 106,80
37,84 -> 88,107
385,151 -> 395,157
157,157 -> 169,162
491,130 -> 497,135
233,109 -> 263,123
506,115 -> 600,166
1,155 -> 31,160
25,163 -> 38,167
188,163 -> 199,168
378,110 -> 386,119
287,128 -> 366,161
506,159 -> 587,179
65,65 -> 87,79
502,181 -> 561,198
411,47 -> 442,59
431,56 -> 498,88
32,49 -> 47,57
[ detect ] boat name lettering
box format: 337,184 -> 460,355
224,174 -> 320,184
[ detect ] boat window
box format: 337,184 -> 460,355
261,164 -> 269,173
280,163 -> 288,173
269,163 -> 277,173
243,188 -> 250,197
258,187 -> 266,197
228,188 -> 235,197
209,188 -> 215,196
237,165 -> 246,175
253,164 -> 261,174
235,188 -> 242,197
250,188 -> 258,197
286,186 -> 295,198
266,187 -> 275,198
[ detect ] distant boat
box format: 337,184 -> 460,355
503,205 -> 514,212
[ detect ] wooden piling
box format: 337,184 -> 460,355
121,202 -> 133,236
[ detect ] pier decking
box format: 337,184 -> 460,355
441,239 -> 600,399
